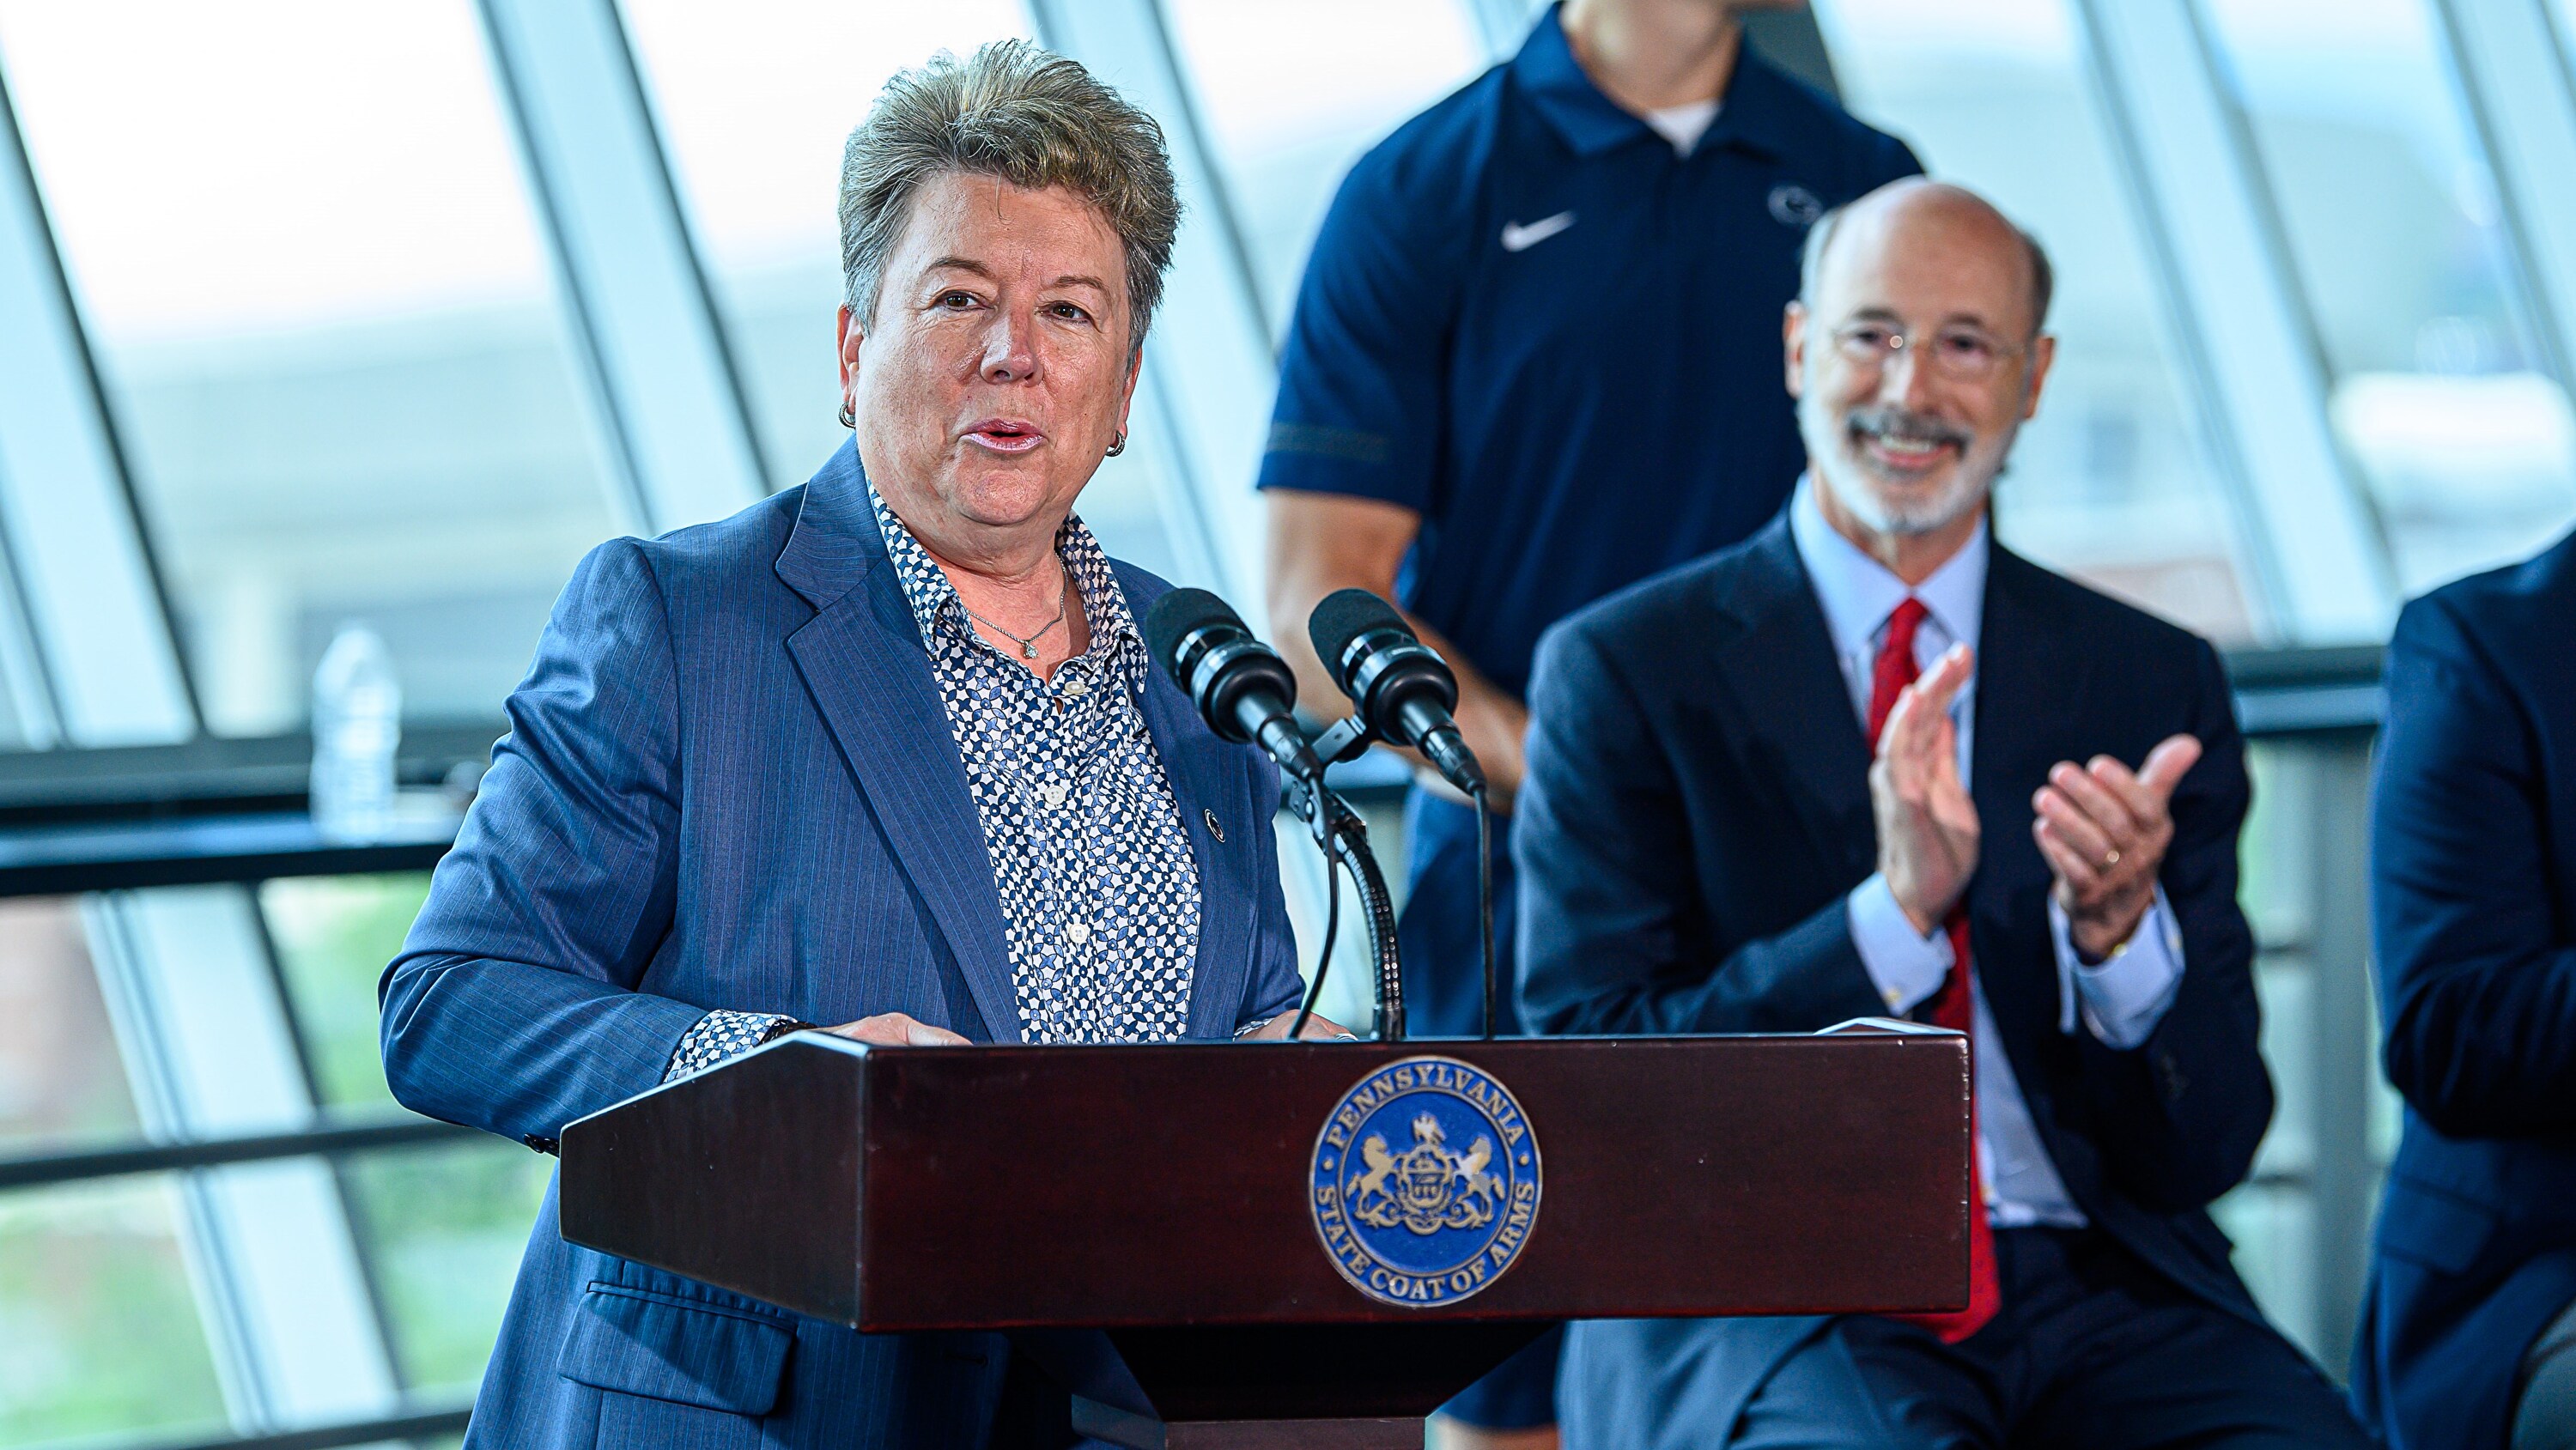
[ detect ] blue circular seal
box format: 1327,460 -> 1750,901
1309,1056 -> 1542,1307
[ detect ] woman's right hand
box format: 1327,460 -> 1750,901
824,1011 -> 971,1047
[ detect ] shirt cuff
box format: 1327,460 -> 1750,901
663,1010 -> 794,1082
2049,888 -> 2186,1048
1847,873 -> 1953,1015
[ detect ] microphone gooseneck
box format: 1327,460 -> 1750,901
1306,588 -> 1485,796
1145,589 -> 1324,784
1145,587 -> 1408,1041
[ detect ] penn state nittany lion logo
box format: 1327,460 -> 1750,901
1309,1057 -> 1540,1307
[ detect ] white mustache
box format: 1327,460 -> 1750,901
1848,409 -> 1971,451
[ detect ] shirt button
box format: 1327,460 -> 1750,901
1042,783 -> 1068,809
1066,921 -> 1092,947
1884,986 -> 1904,1009
1064,677 -> 1087,697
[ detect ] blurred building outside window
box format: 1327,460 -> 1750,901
0,0 -> 623,740
2204,0 -> 2576,598
0,899 -> 230,1446
1814,0 -> 2268,645
260,874 -> 547,1398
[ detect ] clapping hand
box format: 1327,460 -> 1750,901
1871,645 -> 1981,934
2031,735 -> 2202,962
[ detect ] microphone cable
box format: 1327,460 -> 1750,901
1473,780 -> 1496,1040
1288,840 -> 1341,1043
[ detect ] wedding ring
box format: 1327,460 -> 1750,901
2102,848 -> 2122,870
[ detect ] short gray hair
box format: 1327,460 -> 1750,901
837,40 -> 1181,353
1798,200 -> 2056,338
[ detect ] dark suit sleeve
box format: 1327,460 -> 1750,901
2075,640 -> 2271,1211
379,537 -> 705,1143
1516,620 -> 1886,1036
2374,593 -> 2576,1137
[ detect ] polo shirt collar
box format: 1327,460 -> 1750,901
1511,3 -> 1799,162
1698,45 -> 1801,163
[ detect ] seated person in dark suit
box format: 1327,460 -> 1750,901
2354,528 -> 2576,1450
378,42 -> 1335,1450
1515,178 -> 2371,1448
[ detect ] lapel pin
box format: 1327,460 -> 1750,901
1204,808 -> 1225,843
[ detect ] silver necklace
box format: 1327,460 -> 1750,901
961,581 -> 1069,659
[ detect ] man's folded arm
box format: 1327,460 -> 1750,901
380,537 -> 711,1144
1516,621 -> 1886,1036
2374,593 -> 2576,1138
2075,640 -> 2271,1211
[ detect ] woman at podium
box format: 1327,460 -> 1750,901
379,40 -> 1319,1448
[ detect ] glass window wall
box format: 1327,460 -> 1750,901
0,1176 -> 229,1445
262,873 -> 544,1396
0,899 -> 133,1152
2204,0 -> 2576,595
0,0 -> 623,737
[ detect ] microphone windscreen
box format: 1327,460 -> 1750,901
1144,587 -> 1242,678
1308,587 -> 1411,688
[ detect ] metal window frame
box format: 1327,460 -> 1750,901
0,33 -> 416,1447
2068,0 -> 2400,646
2431,0 -> 2576,400
476,0 -> 772,537
0,69 -> 195,748
1024,0 -> 1280,602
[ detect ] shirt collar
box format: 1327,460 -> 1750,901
866,482 -> 1142,665
1787,473 -> 1989,658
1511,3 -> 1798,162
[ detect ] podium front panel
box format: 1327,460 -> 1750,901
562,1033 -> 1968,1332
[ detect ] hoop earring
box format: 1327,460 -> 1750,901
837,401 -> 855,429
1104,429 -> 1127,458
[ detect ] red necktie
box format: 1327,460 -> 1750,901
1867,598 -> 2002,1342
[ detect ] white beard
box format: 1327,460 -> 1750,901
1800,388 -> 2000,537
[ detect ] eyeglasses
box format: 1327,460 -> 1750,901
1830,320 -> 2024,381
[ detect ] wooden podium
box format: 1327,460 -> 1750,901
560,1028 -> 1968,1447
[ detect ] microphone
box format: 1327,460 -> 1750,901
1307,588 -> 1485,796
1145,588 -> 1323,783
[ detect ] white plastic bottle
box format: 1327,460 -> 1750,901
311,623 -> 402,843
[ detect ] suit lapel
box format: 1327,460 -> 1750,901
776,446 -> 1022,1044
1125,613 -> 1256,1041
1966,545 -> 2092,1028
1968,544 -> 2090,860
1705,520 -> 1880,883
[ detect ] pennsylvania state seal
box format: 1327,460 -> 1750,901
1309,1056 -> 1541,1307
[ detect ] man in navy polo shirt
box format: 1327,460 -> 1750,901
1261,2 -> 1918,1441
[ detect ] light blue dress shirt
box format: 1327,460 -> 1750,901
1789,479 -> 2186,1229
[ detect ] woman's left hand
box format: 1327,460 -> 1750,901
1244,1011 -> 1356,1041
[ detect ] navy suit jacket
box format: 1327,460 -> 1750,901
1515,518 -> 2269,1446
380,442 -> 1303,1450
2354,530 -> 2576,1450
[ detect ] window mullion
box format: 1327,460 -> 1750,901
2069,0 -> 2397,643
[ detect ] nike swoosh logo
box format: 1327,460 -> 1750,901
1500,211 -> 1577,252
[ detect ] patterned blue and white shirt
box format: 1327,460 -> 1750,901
663,487 -> 1203,1077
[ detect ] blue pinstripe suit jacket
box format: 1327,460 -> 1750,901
380,440 -> 1304,1449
